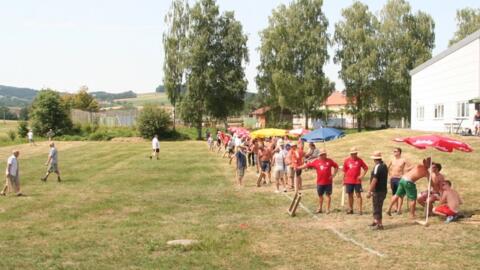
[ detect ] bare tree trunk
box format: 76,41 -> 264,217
304,111 -> 309,129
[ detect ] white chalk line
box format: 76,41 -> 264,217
282,193 -> 386,258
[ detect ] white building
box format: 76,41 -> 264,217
411,29 -> 480,133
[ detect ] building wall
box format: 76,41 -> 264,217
411,38 -> 480,132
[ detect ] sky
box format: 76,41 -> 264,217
0,0 -> 479,93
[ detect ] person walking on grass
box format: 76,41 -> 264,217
1,150 -> 23,196
235,145 -> 247,187
256,144 -> 272,187
366,151 -> 388,230
27,129 -> 36,146
387,147 -> 407,214
41,143 -> 62,182
387,157 -> 431,218
433,180 -> 463,223
272,147 -> 287,193
291,142 -> 305,193
343,147 -> 368,215
150,135 -> 160,160
46,129 -> 55,141
298,149 -> 338,214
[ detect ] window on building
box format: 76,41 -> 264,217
434,104 -> 444,119
416,106 -> 424,120
456,101 -> 469,118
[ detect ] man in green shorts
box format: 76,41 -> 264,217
387,157 -> 431,218
41,143 -> 62,182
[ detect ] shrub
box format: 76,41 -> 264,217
7,130 -> 16,141
17,121 -> 29,138
137,104 -> 172,139
88,131 -> 113,141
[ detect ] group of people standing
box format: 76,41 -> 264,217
209,129 -> 464,230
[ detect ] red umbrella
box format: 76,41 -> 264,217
394,134 -> 473,153
394,134 -> 473,225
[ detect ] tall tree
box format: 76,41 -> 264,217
205,11 -> 249,125
163,0 -> 189,131
257,0 -> 333,129
180,0 -> 248,138
449,8 -> 480,46
334,1 -> 378,132
377,0 -> 434,126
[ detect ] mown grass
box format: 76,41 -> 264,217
0,129 -> 478,269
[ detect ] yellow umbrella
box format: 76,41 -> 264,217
250,128 -> 287,138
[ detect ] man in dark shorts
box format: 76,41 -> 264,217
366,151 -> 388,230
298,149 -> 338,214
256,145 -> 272,187
343,147 -> 368,214
387,147 -> 407,214
235,145 -> 247,186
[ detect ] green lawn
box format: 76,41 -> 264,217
0,129 -> 478,269
114,92 -> 170,107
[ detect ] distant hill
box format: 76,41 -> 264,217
0,85 -> 38,107
91,91 -> 137,101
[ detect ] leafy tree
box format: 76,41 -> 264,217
73,86 -> 100,112
334,1 -> 378,131
257,0 -> 333,129
179,0 -> 248,138
449,8 -> 480,46
17,121 -> 29,138
163,0 -> 189,131
137,104 -> 172,139
19,106 -> 29,120
0,106 -> 18,120
30,89 -> 73,136
376,0 -> 434,125
155,85 -> 165,93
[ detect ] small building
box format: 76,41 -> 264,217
410,29 -> 480,133
250,106 -> 293,128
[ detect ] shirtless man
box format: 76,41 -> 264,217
417,162 -> 445,215
433,180 -> 463,223
387,157 -> 431,218
387,147 -> 407,214
256,145 -> 273,186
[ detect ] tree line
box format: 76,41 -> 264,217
163,0 -> 480,134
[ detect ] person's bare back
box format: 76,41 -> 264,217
443,189 -> 462,212
389,157 -> 406,178
403,164 -> 429,182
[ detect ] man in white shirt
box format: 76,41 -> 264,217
27,129 -> 36,146
1,150 -> 22,196
150,135 -> 160,160
41,143 -> 62,182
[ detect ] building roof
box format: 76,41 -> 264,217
410,29 -> 480,76
251,106 -> 271,115
325,91 -> 348,106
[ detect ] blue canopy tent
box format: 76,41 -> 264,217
301,127 -> 345,143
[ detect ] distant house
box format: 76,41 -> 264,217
250,106 -> 293,128
410,29 -> 480,133
293,91 -> 355,129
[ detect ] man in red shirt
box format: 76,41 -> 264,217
343,147 -> 368,214
299,149 -> 338,214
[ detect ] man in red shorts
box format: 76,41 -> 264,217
433,180 -> 463,223
343,147 -> 368,214
298,149 -> 338,214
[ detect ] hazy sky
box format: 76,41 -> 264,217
1,0 -> 478,93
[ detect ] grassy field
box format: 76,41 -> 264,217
0,129 -> 478,269
114,92 -> 170,107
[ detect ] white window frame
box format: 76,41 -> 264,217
416,105 -> 424,121
456,101 -> 469,119
434,104 -> 444,120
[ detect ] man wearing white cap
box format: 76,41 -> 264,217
343,147 -> 368,214
299,149 -> 338,214
366,151 -> 388,230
